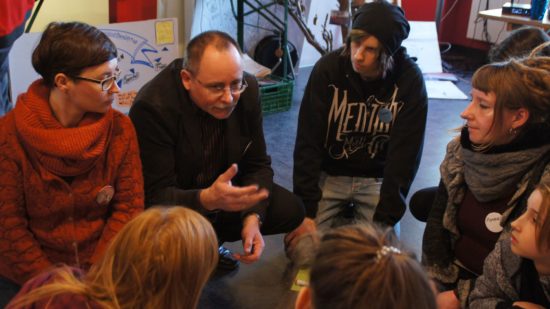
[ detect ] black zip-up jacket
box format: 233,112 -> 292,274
129,59 -> 273,220
293,47 -> 427,226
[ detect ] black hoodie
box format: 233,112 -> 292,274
293,47 -> 427,226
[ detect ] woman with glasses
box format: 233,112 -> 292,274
0,21 -> 144,306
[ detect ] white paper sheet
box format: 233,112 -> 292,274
426,80 -> 468,100
242,54 -> 271,78
402,21 -> 443,74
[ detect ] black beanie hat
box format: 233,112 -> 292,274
352,1 -> 410,55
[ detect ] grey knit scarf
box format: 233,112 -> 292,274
462,144 -> 550,202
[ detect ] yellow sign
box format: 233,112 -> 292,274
155,20 -> 174,45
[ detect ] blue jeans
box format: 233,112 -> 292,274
0,277 -> 20,308
289,174 -> 401,265
315,173 -> 382,231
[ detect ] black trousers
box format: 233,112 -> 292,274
212,183 -> 305,243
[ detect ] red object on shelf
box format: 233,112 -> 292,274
109,0 -> 156,23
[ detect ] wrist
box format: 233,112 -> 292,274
243,212 -> 262,227
199,189 -> 215,211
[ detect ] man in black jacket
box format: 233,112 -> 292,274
287,0 -> 427,252
130,31 -> 304,270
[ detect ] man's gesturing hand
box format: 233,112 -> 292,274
199,164 -> 269,212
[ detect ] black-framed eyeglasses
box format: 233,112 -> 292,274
194,77 -> 248,97
70,71 -> 121,91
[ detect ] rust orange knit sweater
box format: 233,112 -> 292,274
0,80 -> 144,284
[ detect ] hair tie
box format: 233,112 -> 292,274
376,245 -> 401,262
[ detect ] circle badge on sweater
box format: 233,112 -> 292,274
485,212 -> 503,233
96,185 -> 115,206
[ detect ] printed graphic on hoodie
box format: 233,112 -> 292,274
325,84 -> 403,160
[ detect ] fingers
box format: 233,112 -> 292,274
233,187 -> 269,207
223,187 -> 269,212
243,241 -> 263,263
243,233 -> 254,254
234,224 -> 264,264
235,235 -> 264,264
284,230 -> 297,247
223,184 -> 262,197
217,164 -> 238,183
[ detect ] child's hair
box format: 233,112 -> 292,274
9,206 -> 218,309
308,224 -> 436,309
534,180 -> 550,251
488,27 -> 550,62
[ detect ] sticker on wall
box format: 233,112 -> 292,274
155,20 -> 175,45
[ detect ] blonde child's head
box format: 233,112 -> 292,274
295,224 -> 436,309
9,206 -> 218,309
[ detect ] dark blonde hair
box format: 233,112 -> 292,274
309,224 -> 436,309
534,180 -> 550,251
8,207 -> 218,309
470,56 -> 550,147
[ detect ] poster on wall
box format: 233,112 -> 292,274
9,18 -> 179,114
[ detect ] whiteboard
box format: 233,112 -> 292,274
9,18 -> 179,114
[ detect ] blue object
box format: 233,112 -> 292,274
530,0 -> 549,20
378,107 -> 393,123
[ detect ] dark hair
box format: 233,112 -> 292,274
489,27 -> 550,62
184,30 -> 242,75
309,224 -> 436,309
535,180 -> 550,250
32,22 -> 117,88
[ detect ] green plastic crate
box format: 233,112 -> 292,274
259,77 -> 294,114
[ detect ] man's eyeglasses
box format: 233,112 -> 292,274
70,71 -> 121,91
194,77 -> 248,97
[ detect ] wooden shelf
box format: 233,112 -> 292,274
478,8 -> 550,30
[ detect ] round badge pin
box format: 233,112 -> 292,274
485,212 -> 503,233
378,107 -> 392,123
96,185 -> 115,206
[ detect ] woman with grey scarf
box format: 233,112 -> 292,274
422,53 -> 550,308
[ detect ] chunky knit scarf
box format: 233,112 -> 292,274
14,80 -> 113,176
442,128 -> 550,204
461,144 -> 550,202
